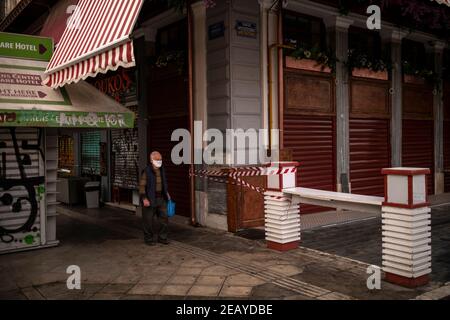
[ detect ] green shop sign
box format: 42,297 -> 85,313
0,110 -> 135,129
0,32 -> 53,62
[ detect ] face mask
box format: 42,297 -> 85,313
152,160 -> 162,168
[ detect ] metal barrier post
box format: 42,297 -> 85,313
264,162 -> 301,251
381,168 -> 432,288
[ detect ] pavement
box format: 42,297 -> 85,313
0,204 -> 449,300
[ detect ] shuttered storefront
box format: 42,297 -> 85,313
284,69 -> 336,214
403,82 -> 435,195
0,128 -> 45,251
148,20 -> 190,217
349,76 -> 391,196
443,81 -> 450,192
148,68 -> 190,217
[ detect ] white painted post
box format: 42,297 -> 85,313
381,168 -> 432,288
264,162 -> 301,251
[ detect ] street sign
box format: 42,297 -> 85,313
0,32 -> 53,62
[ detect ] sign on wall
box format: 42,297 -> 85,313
235,21 -> 257,39
0,32 -> 53,62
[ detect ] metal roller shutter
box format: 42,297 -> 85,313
148,115 -> 190,218
284,115 -> 336,214
0,128 -> 44,252
403,119 -> 434,195
350,119 -> 390,196
444,120 -> 450,192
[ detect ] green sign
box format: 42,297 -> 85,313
0,32 -> 53,62
0,109 -> 135,129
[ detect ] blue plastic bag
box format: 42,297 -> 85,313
167,200 -> 176,218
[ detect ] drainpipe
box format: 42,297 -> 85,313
187,2 -> 197,227
266,2 -> 291,153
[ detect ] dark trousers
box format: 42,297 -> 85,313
142,197 -> 168,242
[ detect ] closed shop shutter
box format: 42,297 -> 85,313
403,119 -> 434,195
284,115 -> 335,214
350,119 -> 390,196
283,68 -> 336,215
111,106 -> 139,190
81,131 -> 101,175
444,81 -> 450,192
0,128 -> 44,252
444,120 -> 450,192
148,63 -> 190,218
148,115 -> 190,217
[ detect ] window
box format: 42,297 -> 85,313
283,12 -> 326,49
81,131 -> 101,176
349,27 -> 382,59
402,39 -> 428,71
58,135 -> 75,174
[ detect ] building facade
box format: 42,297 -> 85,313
1,0 -> 449,234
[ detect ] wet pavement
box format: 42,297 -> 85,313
0,204 -> 449,300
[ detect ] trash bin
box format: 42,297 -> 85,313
85,181 -> 101,209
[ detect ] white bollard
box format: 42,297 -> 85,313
381,168 -> 432,288
264,162 -> 301,251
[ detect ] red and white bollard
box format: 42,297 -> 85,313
381,168 -> 432,288
264,162 -> 301,252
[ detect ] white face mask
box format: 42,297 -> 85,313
152,160 -> 162,168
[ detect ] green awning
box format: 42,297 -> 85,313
0,56 -> 135,128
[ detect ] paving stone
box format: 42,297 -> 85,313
159,285 -> 191,296
219,285 -> 252,297
187,285 -> 221,297
0,290 -> 27,300
196,276 -> 226,286
175,267 -> 203,276
138,273 -> 172,285
89,293 -> 122,300
167,275 -> 197,285
100,284 -> 134,294
128,284 -> 162,295
265,264 -> 303,277
21,287 -> 45,300
201,265 -> 238,276
224,273 -> 265,287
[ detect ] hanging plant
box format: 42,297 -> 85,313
151,50 -> 186,73
402,60 -> 438,84
287,44 -> 337,73
347,49 -> 391,73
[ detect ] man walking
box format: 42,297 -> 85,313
139,151 -> 171,245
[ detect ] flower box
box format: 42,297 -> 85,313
285,56 -> 331,73
404,74 -> 426,85
352,68 -> 388,81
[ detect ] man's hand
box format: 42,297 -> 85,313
143,199 -> 151,207
167,193 -> 171,201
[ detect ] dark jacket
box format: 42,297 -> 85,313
139,165 -> 169,204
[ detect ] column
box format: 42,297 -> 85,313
191,1 -> 208,226
382,30 -> 408,167
381,168 -> 432,288
324,16 -> 353,193
432,42 -> 446,194
265,162 -> 300,252
135,30 -> 155,216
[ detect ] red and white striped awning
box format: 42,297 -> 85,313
432,0 -> 450,6
43,0 -> 143,88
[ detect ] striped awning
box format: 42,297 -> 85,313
432,0 -> 450,6
43,0 -> 143,88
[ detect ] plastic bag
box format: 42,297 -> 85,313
167,200 -> 176,218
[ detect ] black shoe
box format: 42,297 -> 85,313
158,238 -> 169,245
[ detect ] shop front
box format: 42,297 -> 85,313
0,32 -> 134,254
